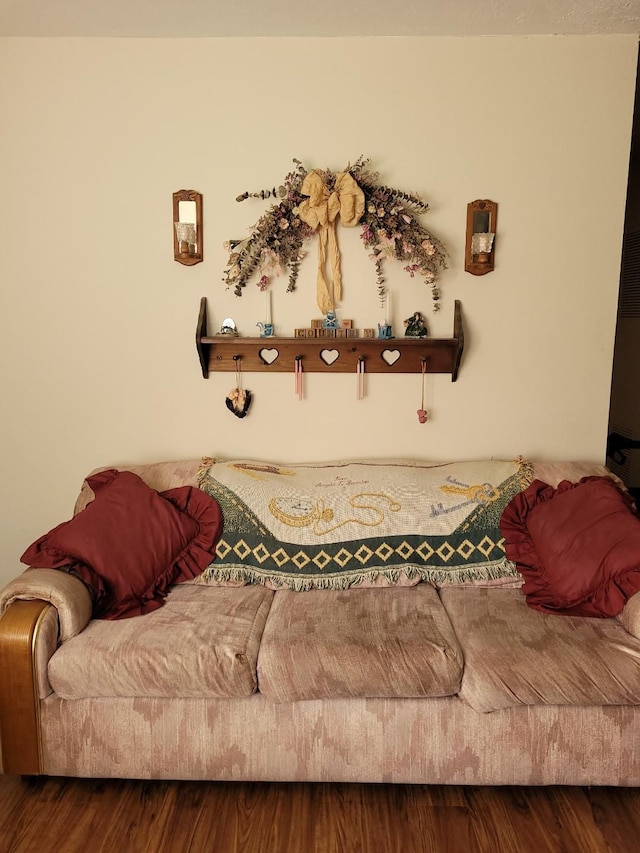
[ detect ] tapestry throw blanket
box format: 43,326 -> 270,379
196,457 -> 533,590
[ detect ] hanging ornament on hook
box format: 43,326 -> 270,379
225,356 -> 253,418
417,358 -> 429,424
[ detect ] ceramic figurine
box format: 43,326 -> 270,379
218,318 -> 238,336
322,311 -> 339,330
256,322 -> 274,337
404,311 -> 428,338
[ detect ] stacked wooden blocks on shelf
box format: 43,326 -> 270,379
295,320 -> 375,339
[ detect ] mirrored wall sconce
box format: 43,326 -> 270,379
173,190 -> 203,265
465,199 -> 497,275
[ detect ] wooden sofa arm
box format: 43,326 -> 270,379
0,600 -> 51,774
0,569 -> 92,775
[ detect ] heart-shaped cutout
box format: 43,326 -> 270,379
382,349 -> 401,366
259,348 -> 279,365
320,349 -> 340,366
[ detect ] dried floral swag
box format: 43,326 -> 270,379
223,157 -> 448,312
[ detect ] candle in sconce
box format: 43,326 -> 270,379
384,292 -> 392,326
177,200 -> 197,225
265,290 -> 272,325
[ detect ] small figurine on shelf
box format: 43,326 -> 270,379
256,322 -> 274,337
322,310 -> 340,330
404,311 -> 429,338
218,318 -> 238,336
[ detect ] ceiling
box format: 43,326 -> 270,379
1,0 -> 639,38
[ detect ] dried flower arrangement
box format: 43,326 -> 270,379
223,157 -> 448,312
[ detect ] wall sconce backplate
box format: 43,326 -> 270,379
173,189 -> 203,265
465,199 -> 497,275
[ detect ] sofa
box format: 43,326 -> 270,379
1,456 -> 640,786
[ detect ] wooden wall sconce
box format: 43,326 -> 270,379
173,190 -> 203,265
465,199 -> 497,275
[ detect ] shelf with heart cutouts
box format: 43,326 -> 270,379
196,297 -> 464,380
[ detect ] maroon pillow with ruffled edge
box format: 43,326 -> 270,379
21,469 -> 223,620
500,476 -> 640,617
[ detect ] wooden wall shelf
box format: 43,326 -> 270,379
196,298 -> 464,381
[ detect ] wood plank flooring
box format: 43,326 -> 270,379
1,775 -> 640,853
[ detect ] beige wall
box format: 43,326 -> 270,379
0,35 -> 637,588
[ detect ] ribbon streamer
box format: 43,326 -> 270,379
357,356 -> 365,400
295,355 -> 303,400
297,170 -> 365,314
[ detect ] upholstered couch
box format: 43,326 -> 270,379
1,456 -> 640,785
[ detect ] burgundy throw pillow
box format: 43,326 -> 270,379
500,476 -> 640,617
21,469 -> 223,619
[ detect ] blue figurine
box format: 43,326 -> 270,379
322,311 -> 340,330
256,322 -> 274,337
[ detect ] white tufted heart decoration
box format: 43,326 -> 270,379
381,349 -> 401,366
320,349 -> 340,366
259,348 -> 279,365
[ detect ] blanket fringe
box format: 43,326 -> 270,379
199,558 -> 519,592
197,457 -> 217,488
514,455 -> 534,488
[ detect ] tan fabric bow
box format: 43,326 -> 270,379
297,170 -> 365,314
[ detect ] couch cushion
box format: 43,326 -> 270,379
257,585 -> 463,702
48,584 -> 273,699
440,587 -> 640,713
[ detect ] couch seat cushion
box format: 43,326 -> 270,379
440,588 -> 640,713
257,585 -> 463,702
48,584 -> 273,699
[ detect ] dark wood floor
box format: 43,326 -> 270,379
1,774 -> 640,852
